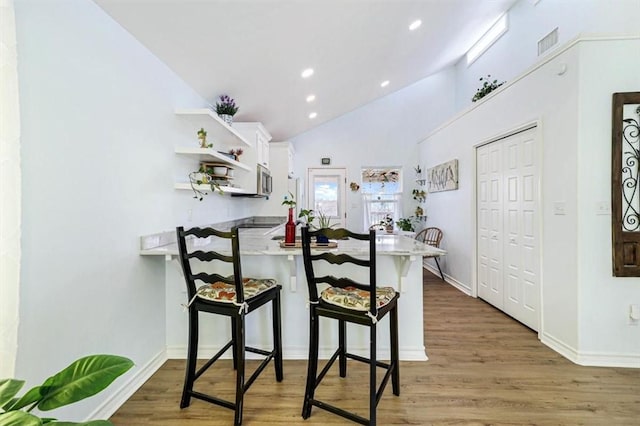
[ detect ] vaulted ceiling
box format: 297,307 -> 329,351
94,0 -> 518,140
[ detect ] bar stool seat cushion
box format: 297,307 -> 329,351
320,285 -> 396,311
196,277 -> 277,303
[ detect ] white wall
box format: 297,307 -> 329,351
291,69 -> 457,231
455,0 -> 640,110
421,37 -> 640,366
14,0 -> 254,420
577,39 -> 640,362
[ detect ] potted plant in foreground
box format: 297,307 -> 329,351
0,354 -> 133,425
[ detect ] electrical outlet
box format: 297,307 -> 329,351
596,202 -> 610,215
187,209 -> 193,222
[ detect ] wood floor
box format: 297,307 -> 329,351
110,271 -> 640,425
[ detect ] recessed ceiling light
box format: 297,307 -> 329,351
380,80 -> 390,88
301,68 -> 314,78
309,112 -> 317,119
306,94 -> 316,102
409,20 -> 422,31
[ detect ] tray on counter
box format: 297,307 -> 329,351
279,241 -> 337,249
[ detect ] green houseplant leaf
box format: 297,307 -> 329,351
0,410 -> 42,426
0,379 -> 25,409
3,385 -> 44,411
36,355 -> 133,411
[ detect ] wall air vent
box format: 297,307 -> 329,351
538,27 -> 558,56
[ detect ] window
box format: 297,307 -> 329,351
466,13 -> 508,65
361,167 -> 402,230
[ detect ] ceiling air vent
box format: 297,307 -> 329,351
538,27 -> 558,56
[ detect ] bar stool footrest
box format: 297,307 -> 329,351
310,399 -> 370,425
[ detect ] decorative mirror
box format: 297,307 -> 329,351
612,92 -> 640,276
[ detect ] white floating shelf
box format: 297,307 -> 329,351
174,147 -> 252,172
175,108 -> 251,147
174,183 -> 253,195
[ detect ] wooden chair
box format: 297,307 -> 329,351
415,227 -> 444,280
300,226 -> 400,426
176,226 -> 283,426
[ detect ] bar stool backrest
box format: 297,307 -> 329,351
416,227 -> 443,249
176,226 -> 244,304
301,226 -> 378,316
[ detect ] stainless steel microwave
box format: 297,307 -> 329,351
257,164 -> 272,196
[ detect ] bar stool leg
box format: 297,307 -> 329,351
369,323 -> 377,426
390,305 -> 400,396
302,309 -> 319,419
181,308 -> 199,408
231,317 -> 238,370
272,292 -> 284,381
233,314 -> 246,426
338,319 -> 347,377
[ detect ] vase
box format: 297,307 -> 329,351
219,114 -> 233,126
285,208 -> 296,244
316,233 -> 329,244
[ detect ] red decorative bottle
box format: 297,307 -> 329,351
285,207 -> 296,244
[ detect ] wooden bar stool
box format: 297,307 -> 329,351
300,226 -> 400,426
176,226 -> 284,426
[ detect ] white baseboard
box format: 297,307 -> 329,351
541,332 -> 640,368
423,263 -> 472,295
167,344 -> 428,361
87,349 -> 167,421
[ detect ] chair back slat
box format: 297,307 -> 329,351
416,227 -> 443,248
176,226 -> 244,303
301,226 -> 378,316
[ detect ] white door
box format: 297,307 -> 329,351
477,142 -> 504,309
476,126 -> 539,331
307,168 -> 346,228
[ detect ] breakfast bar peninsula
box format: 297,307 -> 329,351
140,219 -> 445,361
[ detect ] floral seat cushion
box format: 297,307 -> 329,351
196,277 -> 276,303
321,285 -> 396,311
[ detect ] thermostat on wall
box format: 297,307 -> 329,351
321,157 -> 331,165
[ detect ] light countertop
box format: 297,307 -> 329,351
140,226 -> 446,257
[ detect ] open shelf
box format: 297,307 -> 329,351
175,108 -> 251,147
174,147 -> 252,172
174,183 -> 253,195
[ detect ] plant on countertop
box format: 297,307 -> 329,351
397,217 -> 415,232
197,128 -> 212,149
298,209 -> 316,226
472,74 -> 505,102
215,95 -> 239,116
0,354 -> 133,426
379,214 -> 394,232
281,192 -> 296,208
316,210 -> 336,230
189,166 -> 223,200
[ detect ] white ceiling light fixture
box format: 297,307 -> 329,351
308,112 -> 317,119
306,94 -> 316,102
409,19 -> 422,31
466,13 -> 508,66
380,80 -> 390,88
301,68 -> 314,78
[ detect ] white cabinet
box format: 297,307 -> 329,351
234,122 -> 272,170
271,141 -> 295,178
174,108 -> 253,195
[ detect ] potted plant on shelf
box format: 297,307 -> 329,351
197,128 -> 212,149
189,166 -> 223,200
472,74 -> 505,102
215,94 -> 239,126
0,354 -> 133,425
228,148 -> 244,161
282,192 -> 297,244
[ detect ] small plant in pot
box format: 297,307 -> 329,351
189,165 -> 223,200
397,217 -> 415,232
215,95 -> 239,125
299,209 -> 335,243
472,74 -> 505,102
379,214 -> 394,233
